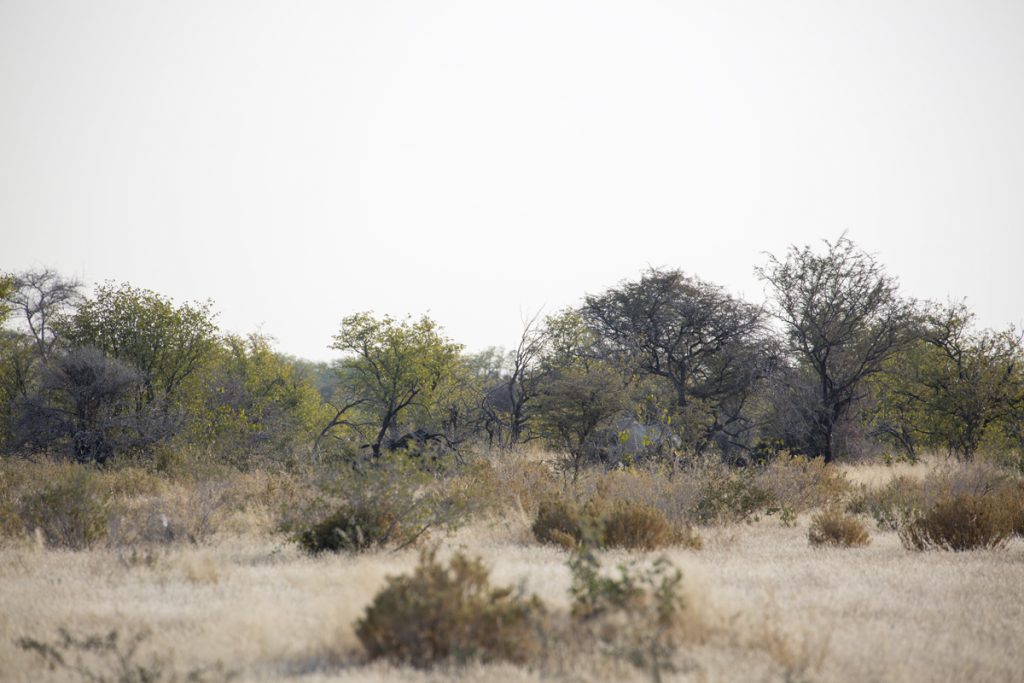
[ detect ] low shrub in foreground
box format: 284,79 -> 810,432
569,542 -> 699,675
17,627 -> 234,682
355,548 -> 546,667
807,507 -> 870,547
899,492 -> 1012,551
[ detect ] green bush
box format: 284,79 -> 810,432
807,507 -> 870,547
899,492 -> 1012,551
355,548 -> 546,667
298,499 -> 404,554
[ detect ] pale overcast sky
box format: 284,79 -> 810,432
2,1 -> 1022,360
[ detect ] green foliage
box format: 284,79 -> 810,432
58,282 -> 218,405
533,311 -> 631,481
0,330 -> 34,447
874,303 -> 1024,460
807,507 -> 871,547
355,548 -> 546,668
0,273 -> 12,322
898,492 -> 1012,551
16,466 -> 112,549
185,333 -> 325,461
330,313 -> 463,456
581,267 -> 769,454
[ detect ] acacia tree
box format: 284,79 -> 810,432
2,268 -> 83,360
11,347 -> 170,463
533,310 -> 630,485
330,313 -> 463,457
582,268 -> 768,452
756,237 -> 916,462
479,312 -> 550,447
57,282 -> 218,408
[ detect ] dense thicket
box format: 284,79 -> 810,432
2,238 -> 1022,467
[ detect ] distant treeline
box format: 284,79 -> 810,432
2,236 -> 1022,468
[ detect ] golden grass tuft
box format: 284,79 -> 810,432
807,507 -> 871,547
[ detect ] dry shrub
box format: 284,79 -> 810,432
108,478 -> 235,546
17,627 -> 234,682
488,456 -> 559,516
602,500 -> 677,551
531,499 -> 585,549
355,548 -> 546,668
692,468 -> 774,525
899,492 -> 1012,551
531,497 -> 698,551
755,455 -> 852,511
807,507 -> 870,547
991,481 -> 1024,537
586,466 -> 698,529
855,460 -> 1022,535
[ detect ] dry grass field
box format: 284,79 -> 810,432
1,454 -> 1022,683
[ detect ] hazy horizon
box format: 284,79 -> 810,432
3,1 -> 1022,361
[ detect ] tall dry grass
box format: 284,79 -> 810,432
1,450 -> 1022,681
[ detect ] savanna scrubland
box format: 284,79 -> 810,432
1,237 -> 1023,682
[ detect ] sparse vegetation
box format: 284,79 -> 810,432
13,465 -> 111,550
